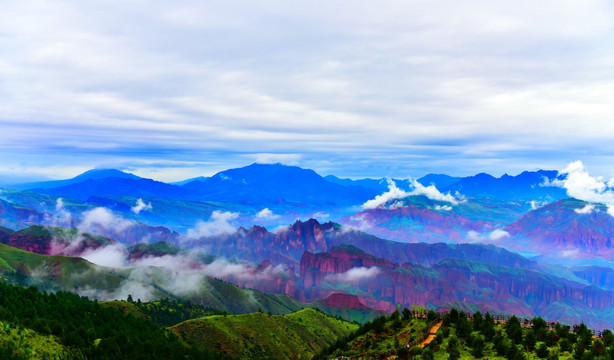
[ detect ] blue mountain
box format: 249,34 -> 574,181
324,175 -> 390,192
441,170 -> 566,200
417,173 -> 461,189
182,163 -> 378,205
9,169 -> 141,190
38,177 -> 191,202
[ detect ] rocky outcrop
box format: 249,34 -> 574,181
192,218 -> 535,270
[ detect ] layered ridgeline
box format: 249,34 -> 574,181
0,163 -> 571,238
3,221 -> 614,329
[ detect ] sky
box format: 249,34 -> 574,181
1,1 -> 613,182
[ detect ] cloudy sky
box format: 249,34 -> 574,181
1,1 -> 613,182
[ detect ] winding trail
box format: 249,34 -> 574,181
418,321 -> 442,347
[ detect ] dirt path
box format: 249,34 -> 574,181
418,321 -> 442,348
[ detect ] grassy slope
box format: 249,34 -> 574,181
0,242 -> 309,317
172,308 -> 358,359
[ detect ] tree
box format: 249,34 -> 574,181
448,308 -> 459,324
422,348 -> 434,360
456,316 -> 471,339
592,338 -> 605,355
544,330 -> 558,347
524,329 -> 537,351
506,315 -> 523,344
602,329 -> 614,347
447,336 -> 460,360
127,294 -> 134,303
473,311 -> 483,331
402,307 -> 412,321
536,342 -> 549,358
532,317 -> 547,333
482,312 -> 496,341
471,335 -> 485,358
559,338 -> 572,352
575,323 -> 592,350
427,309 -> 438,322
507,344 -> 527,360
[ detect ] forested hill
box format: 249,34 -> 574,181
0,282 -> 225,359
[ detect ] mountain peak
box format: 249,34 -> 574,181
72,168 -> 141,181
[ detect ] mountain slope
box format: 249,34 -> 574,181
38,177 -> 192,201
2,225 -> 115,256
183,163 -> 378,205
0,242 -> 306,315
192,219 -> 535,269
299,246 -> 614,329
504,199 -> 614,262
9,169 -> 141,190
442,170 -> 566,201
171,308 -> 358,359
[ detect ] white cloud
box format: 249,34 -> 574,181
553,161 -> 614,217
50,197 -> 72,227
186,211 -> 239,238
345,214 -> 374,232
467,230 -> 481,242
79,207 -> 134,233
574,204 -> 596,214
312,211 -> 330,219
434,205 -> 452,211
489,229 -> 510,241
81,243 -> 128,268
1,2 -> 614,180
559,249 -> 580,259
362,178 -> 462,209
131,198 -> 152,214
255,208 -> 280,220
326,266 -> 380,283
466,229 -> 510,243
529,200 -> 547,210
362,179 -> 410,209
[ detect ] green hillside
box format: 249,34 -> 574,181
0,242 -> 307,316
0,281 -> 221,359
172,308 -> 358,359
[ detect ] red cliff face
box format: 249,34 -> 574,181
273,219 -> 335,255
321,293 -> 368,309
300,246 -> 397,279
295,247 -> 614,324
3,233 -> 52,254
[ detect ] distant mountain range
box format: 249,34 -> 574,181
3,162 -> 614,330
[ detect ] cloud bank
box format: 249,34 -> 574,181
2,2 -> 614,181
552,161 -> 614,217
362,179 -> 462,209
186,211 -> 239,239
